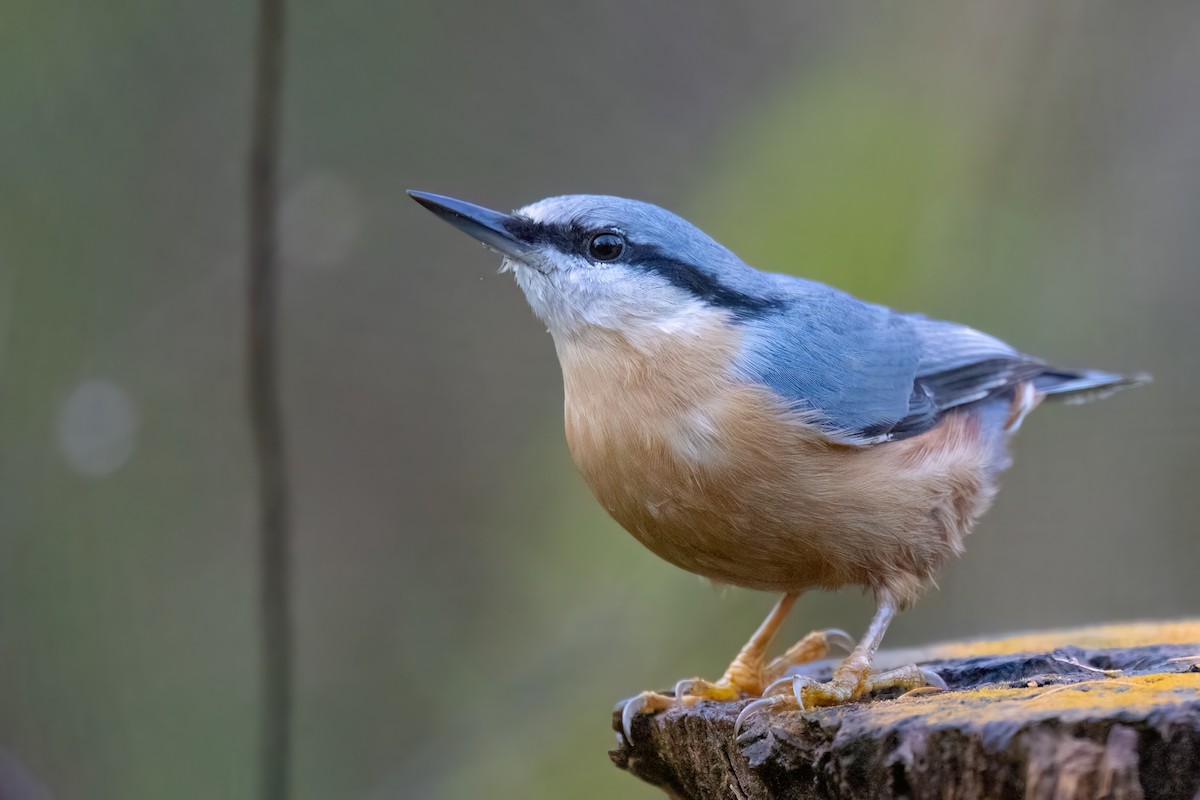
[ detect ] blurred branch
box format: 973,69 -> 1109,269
246,0 -> 291,798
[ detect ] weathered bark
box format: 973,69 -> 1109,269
611,621 -> 1200,800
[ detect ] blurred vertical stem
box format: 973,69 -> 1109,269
246,0 -> 291,797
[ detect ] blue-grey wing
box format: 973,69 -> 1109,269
736,288 -> 1042,444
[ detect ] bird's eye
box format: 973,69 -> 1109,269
587,232 -> 625,262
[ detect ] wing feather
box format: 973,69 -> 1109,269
737,293 -> 1044,444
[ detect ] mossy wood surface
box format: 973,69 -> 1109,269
611,621 -> 1200,800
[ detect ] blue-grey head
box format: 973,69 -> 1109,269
409,191 -> 781,337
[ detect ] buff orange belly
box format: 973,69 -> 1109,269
557,322 -> 1001,607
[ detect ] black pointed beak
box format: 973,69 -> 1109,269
408,190 -> 534,260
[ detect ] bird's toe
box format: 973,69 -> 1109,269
620,690 -> 674,744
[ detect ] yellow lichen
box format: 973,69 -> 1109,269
808,672 -> 1200,730
923,619 -> 1200,660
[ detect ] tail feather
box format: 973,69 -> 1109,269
1034,368 -> 1152,405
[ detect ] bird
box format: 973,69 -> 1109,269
408,189 -> 1149,741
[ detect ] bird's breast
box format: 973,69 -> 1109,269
555,317 -> 836,588
554,317 -> 999,602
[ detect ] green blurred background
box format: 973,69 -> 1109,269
2,1 -> 1199,798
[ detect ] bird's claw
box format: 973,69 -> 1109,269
761,675 -> 794,698
919,666 -> 948,691
761,673 -> 814,704
735,675 -> 816,735
672,677 -> 703,705
734,695 -> 786,737
625,673 -> 762,742
821,628 -> 857,655
620,690 -> 674,744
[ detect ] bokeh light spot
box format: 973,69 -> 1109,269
55,379 -> 139,477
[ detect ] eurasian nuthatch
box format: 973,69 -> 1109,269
409,190 -> 1148,740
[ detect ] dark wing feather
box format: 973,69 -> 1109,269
738,296 -> 1043,444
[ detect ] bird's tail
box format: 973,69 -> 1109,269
1034,368 -> 1152,405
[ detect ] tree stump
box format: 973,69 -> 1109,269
611,621 -> 1200,799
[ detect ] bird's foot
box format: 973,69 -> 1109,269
734,663 -> 947,735
673,628 -> 854,704
619,628 -> 855,742
763,628 -> 856,685
620,678 -> 753,743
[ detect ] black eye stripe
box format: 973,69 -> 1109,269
501,216 -> 582,253
501,219 -> 779,318
624,243 -> 782,318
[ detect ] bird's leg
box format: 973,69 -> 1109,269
737,592 -> 947,733
625,593 -> 821,741
793,591 -> 901,707
674,593 -> 799,702
676,594 -> 855,700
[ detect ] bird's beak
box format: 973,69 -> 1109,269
408,190 -> 534,260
